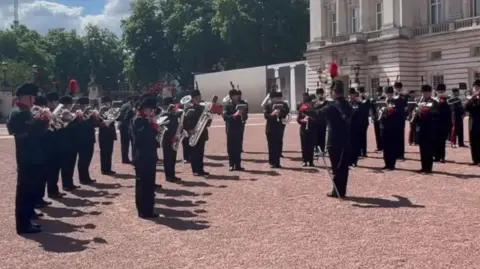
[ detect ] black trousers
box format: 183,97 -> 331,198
182,138 -> 191,162
35,167 -> 49,204
162,143 -> 177,177
119,129 -> 131,162
398,121 -> 406,158
16,165 -> 39,232
419,140 -> 434,171
134,160 -> 157,216
453,120 -> 465,146
434,130 -> 448,161
190,139 -> 206,173
100,139 -> 114,173
373,121 -> 382,150
61,148 -> 77,187
266,132 -> 282,165
300,132 -> 315,163
328,146 -> 350,197
46,152 -> 62,195
227,133 -> 242,167
408,122 -> 417,145
359,125 -> 368,156
382,131 -> 398,168
316,123 -> 327,152
279,128 -> 285,154
471,132 -> 480,164
77,142 -> 94,182
350,130 -> 361,165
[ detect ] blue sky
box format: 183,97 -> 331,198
53,0 -> 104,14
0,0 -> 132,35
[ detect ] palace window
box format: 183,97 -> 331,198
371,77 -> 380,95
376,2 -> 383,30
472,0 -> 480,16
430,50 -> 442,61
351,8 -> 359,33
369,55 -> 379,64
430,0 -> 442,24
472,46 -> 480,57
331,12 -> 337,36
432,75 -> 444,89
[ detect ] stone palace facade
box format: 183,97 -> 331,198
305,0 -> 480,95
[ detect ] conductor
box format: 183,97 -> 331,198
306,79 -> 353,198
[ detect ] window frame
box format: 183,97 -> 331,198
430,0 -> 442,25
351,7 -> 359,33
376,2 -> 383,30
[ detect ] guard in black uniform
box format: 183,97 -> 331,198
349,88 -> 364,166
465,80 -> 480,165
223,89 -> 246,171
372,87 -> 385,151
74,97 -> 97,184
132,95 -> 159,218
413,85 -> 439,173
357,87 -> 370,157
184,90 -> 210,176
394,82 -> 408,160
238,90 -> 248,153
407,91 -> 418,146
45,92 -> 66,199
117,95 -> 136,164
305,80 -> 352,198
32,95 -> 53,209
433,84 -> 451,163
99,96 -> 117,175
7,83 -> 45,234
314,87 -> 328,156
297,93 -> 315,166
180,101 -> 192,164
379,86 -> 402,170
449,88 -> 466,147
58,95 -> 80,191
160,97 -> 181,181
263,91 -> 289,168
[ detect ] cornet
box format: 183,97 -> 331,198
235,103 -> 247,123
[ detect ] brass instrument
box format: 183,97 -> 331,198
188,96 -> 216,147
180,95 -> 192,108
376,100 -> 390,121
410,97 -> 428,123
272,103 -> 291,124
261,92 -> 271,107
155,115 -> 170,146
235,103 -> 247,123
30,105 -> 45,119
100,102 -> 122,126
172,110 -> 187,151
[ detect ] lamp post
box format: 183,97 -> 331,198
32,64 -> 38,84
1,61 -> 7,87
351,64 -> 360,84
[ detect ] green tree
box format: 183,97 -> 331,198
1,60 -> 33,87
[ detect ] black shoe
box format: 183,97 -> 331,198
122,160 -> 132,164
273,164 -> 282,168
270,164 -> 275,168
362,154 -> 368,158
139,213 -> 159,219
48,192 -> 66,199
199,171 -> 210,176
440,159 -> 445,163
308,162 -> 315,167
63,185 -> 80,191
31,222 -> 42,229
183,160 -> 190,164
302,162 -> 308,167
229,166 -> 234,171
280,154 -> 284,158
17,226 -> 42,235
166,177 -> 181,182
234,166 -> 245,171
459,145 -> 468,147
102,171 -> 117,175
34,200 -> 52,209
80,179 -> 96,185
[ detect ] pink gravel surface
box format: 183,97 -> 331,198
0,115 -> 479,269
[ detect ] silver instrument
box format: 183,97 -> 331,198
410,97 -> 427,123
172,111 -> 187,151
235,103 -> 247,123
272,103 -> 290,124
188,97 -> 215,147
30,105 -> 45,119
155,115 -> 170,146
180,95 -> 192,108
261,93 -> 271,107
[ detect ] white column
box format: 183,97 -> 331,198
290,65 -> 296,111
336,0 -> 347,35
310,0 -> 326,40
359,0 -> 370,31
274,67 -> 281,91
382,0 -> 395,28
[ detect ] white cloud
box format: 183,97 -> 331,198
0,0 -> 132,35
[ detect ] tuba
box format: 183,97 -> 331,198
188,96 -> 217,147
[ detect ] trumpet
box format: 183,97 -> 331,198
272,103 -> 291,125
409,97 -> 426,123
235,103 -> 247,123
31,105 -> 52,121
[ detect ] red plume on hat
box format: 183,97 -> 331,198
329,61 -> 339,78
154,83 -> 162,93
69,79 -> 78,93
54,81 -> 61,90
